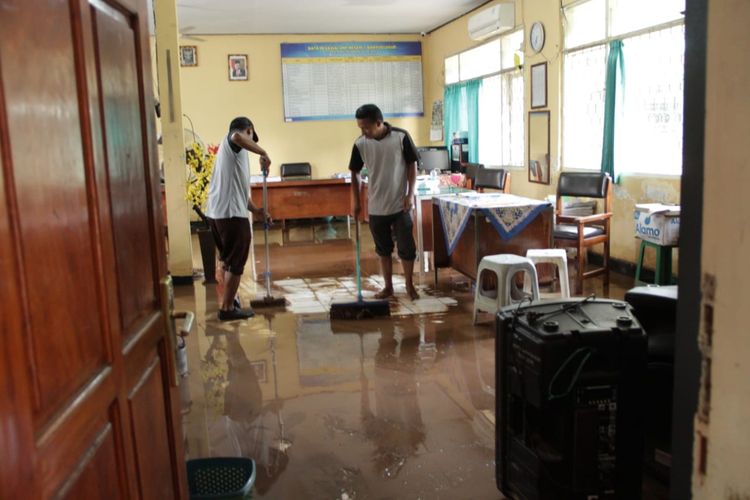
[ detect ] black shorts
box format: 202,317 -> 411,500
368,211 -> 416,261
208,217 -> 252,275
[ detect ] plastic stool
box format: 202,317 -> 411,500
635,240 -> 676,285
473,254 -> 540,325
525,248 -> 571,299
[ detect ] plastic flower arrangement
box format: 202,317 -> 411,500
185,142 -> 218,218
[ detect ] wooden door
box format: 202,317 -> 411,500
0,0 -> 187,498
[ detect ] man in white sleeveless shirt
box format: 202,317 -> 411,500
350,104 -> 420,300
206,117 -> 271,321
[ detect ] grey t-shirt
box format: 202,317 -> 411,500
205,136 -> 251,219
348,123 -> 419,216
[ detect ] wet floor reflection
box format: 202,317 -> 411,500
176,222 -> 638,499
181,304 -> 503,498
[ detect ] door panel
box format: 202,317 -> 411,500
128,354 -> 177,500
2,0 -> 107,423
93,3 -> 157,337
0,0 -> 187,497
59,424 -> 123,500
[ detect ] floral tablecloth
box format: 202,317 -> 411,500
436,192 -> 552,255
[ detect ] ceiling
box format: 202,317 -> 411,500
149,0 -> 490,36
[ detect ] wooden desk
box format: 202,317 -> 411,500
432,197 -> 553,282
250,178 -> 352,220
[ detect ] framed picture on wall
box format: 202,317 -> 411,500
179,46 -> 197,67
530,62 -> 547,109
228,54 -> 248,81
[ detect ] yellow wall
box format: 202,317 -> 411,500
178,34 -> 422,179
421,0 -> 681,267
693,0 -> 750,497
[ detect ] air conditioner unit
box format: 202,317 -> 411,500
468,3 -> 515,41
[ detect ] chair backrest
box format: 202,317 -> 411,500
556,172 -> 611,213
475,168 -> 510,193
280,162 -> 312,178
463,162 -> 483,181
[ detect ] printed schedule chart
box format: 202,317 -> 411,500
281,42 -> 424,122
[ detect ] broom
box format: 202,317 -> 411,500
250,165 -> 287,309
330,219 -> 390,320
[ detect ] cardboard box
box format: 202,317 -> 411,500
634,203 -> 680,246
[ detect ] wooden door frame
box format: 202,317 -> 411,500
671,0 -> 707,497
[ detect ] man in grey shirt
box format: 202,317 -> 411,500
206,116 -> 271,321
350,104 -> 419,300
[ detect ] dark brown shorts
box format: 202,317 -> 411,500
208,217 -> 252,275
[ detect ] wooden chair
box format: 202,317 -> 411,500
475,168 -> 510,193
463,162 -> 483,190
553,172 -> 613,295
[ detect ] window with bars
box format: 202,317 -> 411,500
562,0 -> 685,175
445,30 -> 524,168
479,71 -> 524,167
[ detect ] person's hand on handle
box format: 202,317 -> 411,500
403,195 -> 414,213
262,210 -> 273,225
259,155 -> 271,175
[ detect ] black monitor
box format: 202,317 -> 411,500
417,147 -> 450,173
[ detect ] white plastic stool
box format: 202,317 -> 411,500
525,248 -> 571,299
473,254 -> 540,325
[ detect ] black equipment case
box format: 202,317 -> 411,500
496,299 -> 647,499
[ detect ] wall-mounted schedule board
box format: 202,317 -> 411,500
281,41 -> 424,122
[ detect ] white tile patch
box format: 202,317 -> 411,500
246,275 -> 457,318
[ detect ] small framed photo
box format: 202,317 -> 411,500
179,46 -> 197,67
530,62 -> 547,109
228,54 -> 248,81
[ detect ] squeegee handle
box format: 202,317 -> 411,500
355,219 -> 363,302
262,167 -> 272,298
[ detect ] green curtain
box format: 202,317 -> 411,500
443,79 -> 482,162
465,79 -> 481,162
601,40 -> 624,182
444,84 -> 462,150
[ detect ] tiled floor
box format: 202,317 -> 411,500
174,220 -> 668,499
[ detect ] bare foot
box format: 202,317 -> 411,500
406,286 -> 420,300
374,288 -> 394,299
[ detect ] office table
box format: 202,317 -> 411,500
432,193 -> 553,283
250,178 -> 353,237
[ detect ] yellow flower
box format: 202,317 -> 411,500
185,142 -> 217,210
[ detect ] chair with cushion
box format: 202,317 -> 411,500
553,172 -> 612,295
280,162 -> 312,180
463,163 -> 483,190
475,168 -> 510,193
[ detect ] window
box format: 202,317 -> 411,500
562,0 -> 685,175
479,71 -> 524,167
445,55 -> 459,85
610,0 -> 685,37
564,0 -> 606,49
459,39 -> 501,81
562,45 -> 606,170
446,30 -> 524,168
616,25 -> 684,175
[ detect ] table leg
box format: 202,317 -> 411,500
347,215 -> 351,239
415,198 -> 425,283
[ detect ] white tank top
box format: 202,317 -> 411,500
205,136 -> 251,219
